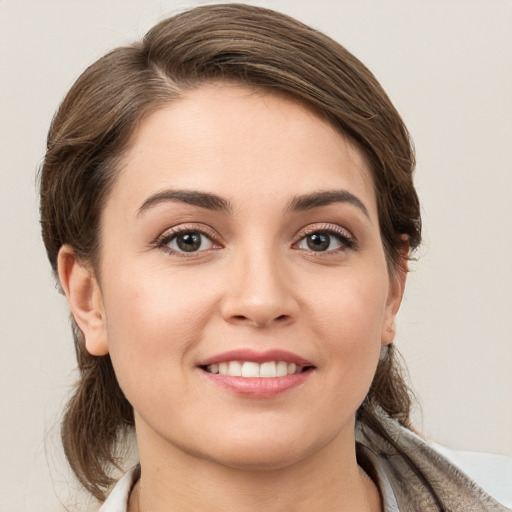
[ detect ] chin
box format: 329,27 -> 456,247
205,443 -> 312,472
187,424 -> 337,472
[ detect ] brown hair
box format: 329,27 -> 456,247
40,3 -> 420,501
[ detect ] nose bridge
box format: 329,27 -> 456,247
221,239 -> 297,327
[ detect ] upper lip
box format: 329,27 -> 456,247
198,348 -> 314,367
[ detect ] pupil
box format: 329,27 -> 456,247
307,233 -> 330,251
177,232 -> 201,252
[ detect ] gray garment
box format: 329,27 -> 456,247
99,408 -> 511,511
356,407 -> 511,511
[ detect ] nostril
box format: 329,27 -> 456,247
229,313 -> 290,327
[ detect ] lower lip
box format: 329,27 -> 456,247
200,369 -> 313,398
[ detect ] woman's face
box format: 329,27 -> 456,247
81,84 -> 404,469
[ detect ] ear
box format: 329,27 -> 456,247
57,245 -> 109,356
381,252 -> 408,347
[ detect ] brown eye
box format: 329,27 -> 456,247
297,230 -> 352,252
166,231 -> 214,253
176,232 -> 202,252
306,233 -> 331,251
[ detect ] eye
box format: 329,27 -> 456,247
158,229 -> 216,255
296,229 -> 354,252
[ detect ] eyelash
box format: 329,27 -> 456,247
155,224 -> 221,258
154,223 -> 356,257
294,224 -> 356,253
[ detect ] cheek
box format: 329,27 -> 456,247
310,269 -> 388,343
307,270 -> 388,392
104,263 -> 210,334
100,266 -> 217,392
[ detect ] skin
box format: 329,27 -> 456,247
58,83 -> 406,511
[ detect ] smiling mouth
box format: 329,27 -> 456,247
201,360 -> 313,378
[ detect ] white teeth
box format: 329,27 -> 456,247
218,362 -> 228,375
259,361 -> 277,378
241,361 -> 259,377
276,361 -> 288,377
206,360 -> 304,378
228,361 -> 243,377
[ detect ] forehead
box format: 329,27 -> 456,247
110,83 -> 377,217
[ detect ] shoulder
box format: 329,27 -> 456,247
356,408 -> 512,511
429,442 -> 512,509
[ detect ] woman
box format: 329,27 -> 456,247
39,4 -> 510,511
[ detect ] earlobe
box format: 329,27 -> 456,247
57,245 -> 109,356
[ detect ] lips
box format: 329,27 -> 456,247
198,348 -> 313,368
198,349 -> 315,397
206,360 -> 304,378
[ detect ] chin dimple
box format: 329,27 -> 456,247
204,361 -> 305,378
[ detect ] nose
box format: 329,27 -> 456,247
220,249 -> 299,328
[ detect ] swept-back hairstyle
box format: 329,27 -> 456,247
40,3 -> 420,501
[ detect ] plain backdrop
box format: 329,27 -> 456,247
1,0 -> 511,510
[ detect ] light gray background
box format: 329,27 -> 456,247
1,0 -> 511,510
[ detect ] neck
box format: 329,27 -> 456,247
128,418 -> 381,512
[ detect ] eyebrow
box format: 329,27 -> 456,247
137,189 -> 232,217
137,188 -> 369,220
286,190 -> 370,219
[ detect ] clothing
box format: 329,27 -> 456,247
355,408 -> 511,511
99,407 -> 511,511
